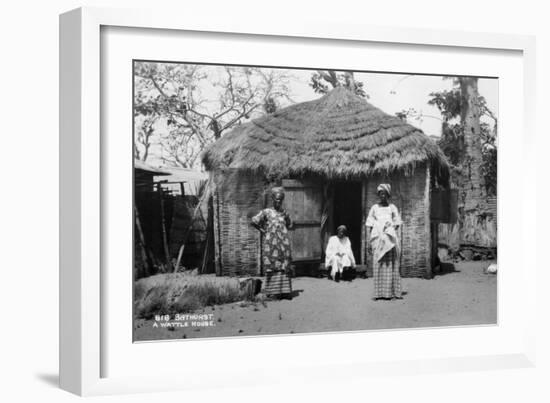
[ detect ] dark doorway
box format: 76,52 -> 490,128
332,182 -> 362,263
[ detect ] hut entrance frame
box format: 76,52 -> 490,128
331,181 -> 363,265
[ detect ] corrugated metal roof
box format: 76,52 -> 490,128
134,159 -> 171,175
156,167 -> 209,183
154,167 -> 209,195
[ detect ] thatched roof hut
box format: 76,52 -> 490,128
203,87 -> 450,278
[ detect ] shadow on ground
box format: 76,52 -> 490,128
35,373 -> 58,388
434,262 -> 460,276
290,289 -> 304,298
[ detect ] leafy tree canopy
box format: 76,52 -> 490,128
133,63 -> 293,168
310,70 -> 367,98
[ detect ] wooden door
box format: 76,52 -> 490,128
282,179 -> 324,262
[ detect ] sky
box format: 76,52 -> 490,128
136,63 -> 499,168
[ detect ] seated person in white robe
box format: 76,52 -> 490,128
325,225 -> 356,281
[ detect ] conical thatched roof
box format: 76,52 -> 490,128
202,87 -> 449,181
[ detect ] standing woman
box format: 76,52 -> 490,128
365,184 -> 403,300
251,187 -> 293,299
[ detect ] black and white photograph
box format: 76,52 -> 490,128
132,61 -> 498,342
3,0 -> 550,399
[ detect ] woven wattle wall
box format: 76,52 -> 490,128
213,171 -> 266,276
365,166 -> 430,278
212,167 -> 432,278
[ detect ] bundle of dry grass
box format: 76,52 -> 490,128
202,87 -> 449,182
134,272 -> 255,319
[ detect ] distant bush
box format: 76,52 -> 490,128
134,273 -> 255,319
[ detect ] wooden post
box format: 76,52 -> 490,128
257,188 -> 268,276
327,184 -> 334,252
360,179 -> 368,266
200,195 -> 215,274
157,183 -> 173,272
134,204 -> 153,277
424,165 -> 432,279
320,182 -> 333,261
431,222 -> 438,270
174,242 -> 185,273
200,226 -> 212,274
212,188 -> 222,276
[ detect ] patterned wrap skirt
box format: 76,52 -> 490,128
373,248 -> 402,299
264,269 -> 292,297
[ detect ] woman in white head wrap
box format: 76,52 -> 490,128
365,184 -> 403,300
325,225 -> 356,282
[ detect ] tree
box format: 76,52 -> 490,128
456,77 -> 485,213
427,77 -> 498,249
310,70 -> 368,98
134,115 -> 157,162
427,78 -> 497,196
133,63 -> 293,167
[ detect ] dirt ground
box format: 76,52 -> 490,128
134,260 -> 497,341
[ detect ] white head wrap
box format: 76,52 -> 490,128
377,183 -> 391,197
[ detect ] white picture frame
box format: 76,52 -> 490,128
60,6 -> 537,396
